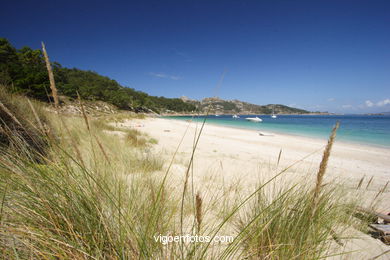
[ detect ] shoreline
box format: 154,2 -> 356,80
126,117 -> 390,188
161,113 -> 390,116
163,116 -> 390,150
160,112 -> 337,116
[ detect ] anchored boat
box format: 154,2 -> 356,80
245,116 -> 262,122
271,105 -> 277,118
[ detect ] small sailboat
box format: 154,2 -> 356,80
232,114 -> 240,119
245,116 -> 262,122
271,105 -> 277,118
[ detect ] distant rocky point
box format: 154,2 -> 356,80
178,96 -> 312,115
365,112 -> 390,116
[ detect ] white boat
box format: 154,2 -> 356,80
245,116 -> 262,122
271,105 -> 277,118
232,114 -> 240,118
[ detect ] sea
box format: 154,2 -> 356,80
165,114 -> 390,148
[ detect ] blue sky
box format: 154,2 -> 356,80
1,0 -> 389,113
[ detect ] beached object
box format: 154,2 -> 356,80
245,116 -> 262,122
370,224 -> 390,244
258,132 -> 274,136
357,207 -> 390,244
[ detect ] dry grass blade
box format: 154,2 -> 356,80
77,92 -> 90,131
374,181 -> 389,200
312,121 -> 339,216
370,249 -> 390,260
41,41 -> 59,108
27,98 -> 45,134
0,101 -> 23,128
357,176 -> 365,189
59,116 -> 85,168
276,149 -> 282,168
195,192 -> 203,233
366,176 -> 374,190
94,134 -> 110,164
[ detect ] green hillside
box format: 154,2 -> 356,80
0,38 -> 196,113
1,38 -> 310,115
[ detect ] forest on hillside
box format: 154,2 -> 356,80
0,38 -> 196,113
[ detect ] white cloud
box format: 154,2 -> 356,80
288,103 -> 305,109
149,72 -> 181,80
327,98 -> 335,102
342,104 -> 353,108
376,99 -> 390,107
365,100 -> 374,107
173,49 -> 192,62
169,75 -> 181,80
363,98 -> 390,108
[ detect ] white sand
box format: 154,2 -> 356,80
122,117 -> 390,259
129,118 -> 389,193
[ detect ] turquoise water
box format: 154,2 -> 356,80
165,115 -> 390,148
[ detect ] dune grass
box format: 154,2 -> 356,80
0,92 -> 171,258
0,85 -> 50,157
230,183 -> 356,259
0,89 -> 374,259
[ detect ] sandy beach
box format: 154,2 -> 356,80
119,117 -> 390,259
126,117 -> 390,195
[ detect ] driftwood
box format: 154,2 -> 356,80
370,224 -> 390,245
370,224 -> 390,235
356,207 -> 390,245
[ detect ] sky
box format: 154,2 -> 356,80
1,0 -> 390,113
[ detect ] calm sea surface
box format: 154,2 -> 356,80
165,115 -> 390,148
